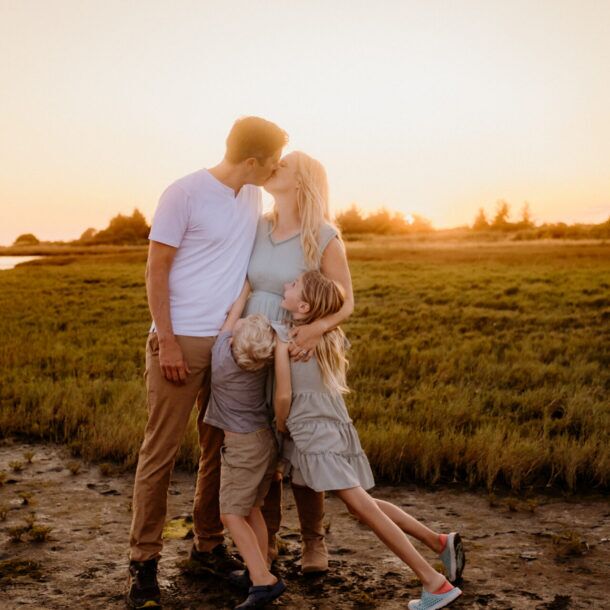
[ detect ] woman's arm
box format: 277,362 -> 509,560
273,339 -> 293,433
220,280 -> 251,332
289,237 -> 354,360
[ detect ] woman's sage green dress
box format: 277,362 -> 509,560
244,217 -> 338,323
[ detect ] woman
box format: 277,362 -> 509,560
243,150 -> 354,573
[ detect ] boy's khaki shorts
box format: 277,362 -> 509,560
220,427 -> 278,516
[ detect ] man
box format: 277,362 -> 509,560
127,116 -> 288,609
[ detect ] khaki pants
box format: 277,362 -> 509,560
129,333 -> 224,562
220,428 -> 278,516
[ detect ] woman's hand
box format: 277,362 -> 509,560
289,320 -> 326,361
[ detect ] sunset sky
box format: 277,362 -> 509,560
1,0 -> 609,245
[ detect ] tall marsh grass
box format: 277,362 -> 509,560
0,241 -> 608,491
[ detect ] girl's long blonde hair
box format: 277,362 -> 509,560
294,270 -> 349,395
270,151 -> 341,270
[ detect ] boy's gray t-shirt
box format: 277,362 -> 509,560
203,331 -> 270,433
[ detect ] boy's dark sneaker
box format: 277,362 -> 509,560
235,579 -> 286,609
189,543 -> 244,576
126,558 -> 161,609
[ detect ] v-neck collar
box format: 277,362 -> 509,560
268,228 -> 300,246
204,168 -> 240,199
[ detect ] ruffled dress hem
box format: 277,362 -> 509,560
285,395 -> 376,492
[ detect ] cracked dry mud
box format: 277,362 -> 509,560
1,440 -> 608,609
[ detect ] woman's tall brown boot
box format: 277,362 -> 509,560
261,477 -> 283,564
291,483 -> 329,574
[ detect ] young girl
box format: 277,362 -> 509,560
273,270 -> 465,610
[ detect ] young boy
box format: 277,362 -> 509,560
203,289 -> 286,610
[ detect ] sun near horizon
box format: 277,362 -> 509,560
1,0 -> 609,246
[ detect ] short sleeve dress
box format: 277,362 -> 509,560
244,216 -> 338,322
272,322 -> 375,492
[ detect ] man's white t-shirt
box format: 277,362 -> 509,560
149,168 -> 262,337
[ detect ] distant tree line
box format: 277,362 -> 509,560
472,200 -> 535,231
471,200 -> 610,239
13,233 -> 41,246
12,209 -> 150,247
335,204 -> 433,235
77,209 -> 150,245
12,202 -> 610,246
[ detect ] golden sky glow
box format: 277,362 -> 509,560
1,0 -> 609,244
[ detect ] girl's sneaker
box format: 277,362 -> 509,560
439,532 -> 465,583
408,586 -> 462,610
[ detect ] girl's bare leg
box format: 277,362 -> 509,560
334,487 -> 446,592
375,499 -> 442,553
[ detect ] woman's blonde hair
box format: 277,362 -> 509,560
294,271 -> 349,395
232,314 -> 275,372
270,151 -> 342,270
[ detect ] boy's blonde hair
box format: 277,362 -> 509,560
295,271 -> 349,395
232,314 -> 275,372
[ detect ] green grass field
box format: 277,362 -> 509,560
1,239 -> 608,491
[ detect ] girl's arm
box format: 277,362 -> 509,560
273,338 -> 292,433
289,238 -> 354,359
220,279 -> 251,333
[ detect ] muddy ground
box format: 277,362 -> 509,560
0,439 -> 608,609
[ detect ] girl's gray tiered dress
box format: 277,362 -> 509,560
244,216 -> 374,492
272,322 -> 375,493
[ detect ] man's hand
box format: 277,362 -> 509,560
289,320 -> 326,362
276,418 -> 288,434
159,336 -> 191,383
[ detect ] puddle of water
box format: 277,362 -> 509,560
0,256 -> 42,270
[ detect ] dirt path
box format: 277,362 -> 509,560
0,439 -> 608,609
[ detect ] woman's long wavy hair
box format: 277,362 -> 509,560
270,151 -> 342,270
293,270 -> 349,395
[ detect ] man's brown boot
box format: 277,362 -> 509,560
292,483 -> 329,574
